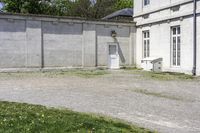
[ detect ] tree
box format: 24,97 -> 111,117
92,0 -> 116,19
1,0 -> 133,19
69,0 -> 93,18
1,0 -> 56,14
114,0 -> 133,10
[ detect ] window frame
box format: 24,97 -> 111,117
171,26 -> 181,67
143,30 -> 150,58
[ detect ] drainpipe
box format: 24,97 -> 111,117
193,0 -> 197,76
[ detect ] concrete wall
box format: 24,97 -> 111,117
42,21 -> 83,67
0,13 -> 135,69
96,25 -> 131,66
0,19 -> 26,68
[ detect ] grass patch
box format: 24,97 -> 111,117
120,66 -> 142,71
0,69 -> 109,79
133,89 -> 184,101
70,69 -> 109,78
124,69 -> 195,81
0,101 -> 155,133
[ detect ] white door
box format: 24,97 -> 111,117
108,44 -> 119,69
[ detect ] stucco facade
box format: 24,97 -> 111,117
133,0 -> 200,75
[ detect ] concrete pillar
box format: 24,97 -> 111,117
82,23 -> 96,67
129,26 -> 136,65
26,20 -> 42,68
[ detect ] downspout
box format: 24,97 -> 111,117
193,0 -> 197,76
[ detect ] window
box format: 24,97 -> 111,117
109,45 -> 117,55
171,26 -> 181,66
171,6 -> 180,12
143,14 -> 149,19
144,0 -> 150,6
143,31 -> 150,58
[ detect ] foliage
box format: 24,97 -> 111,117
0,101 -> 155,133
1,0 -> 54,14
133,89 -> 184,101
124,69 -> 195,81
1,0 -> 133,19
114,0 -> 133,10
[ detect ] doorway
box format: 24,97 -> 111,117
108,43 -> 119,69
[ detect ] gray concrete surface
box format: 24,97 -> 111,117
0,13 -> 135,69
0,70 -> 200,133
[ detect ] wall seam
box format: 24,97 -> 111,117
41,21 -> 44,68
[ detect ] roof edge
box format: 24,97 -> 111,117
0,12 -> 135,24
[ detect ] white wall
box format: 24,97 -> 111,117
134,0 -> 200,75
134,1 -> 193,26
134,0 -> 191,15
135,17 -> 195,74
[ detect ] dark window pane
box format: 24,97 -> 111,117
147,43 -> 150,57
173,28 -> 176,35
173,37 -> 176,44
144,0 -> 147,5
177,53 -> 180,66
144,50 -> 146,58
147,32 -> 149,38
109,45 -> 117,55
173,53 -> 176,65
177,36 -> 180,45
144,40 -> 146,58
144,0 -> 150,5
177,27 -> 181,34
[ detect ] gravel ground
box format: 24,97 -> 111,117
0,70 -> 200,133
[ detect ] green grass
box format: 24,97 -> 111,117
0,69 -> 109,79
133,89 -> 184,101
120,66 -> 142,71
0,101 -> 155,133
123,68 -> 195,81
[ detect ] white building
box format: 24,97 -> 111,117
133,0 -> 200,75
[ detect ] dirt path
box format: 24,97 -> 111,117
0,70 -> 200,133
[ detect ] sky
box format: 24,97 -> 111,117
0,2 -> 4,10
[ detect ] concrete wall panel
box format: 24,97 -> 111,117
43,22 -> 83,67
26,20 -> 42,68
83,23 -> 96,67
0,19 -> 26,68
